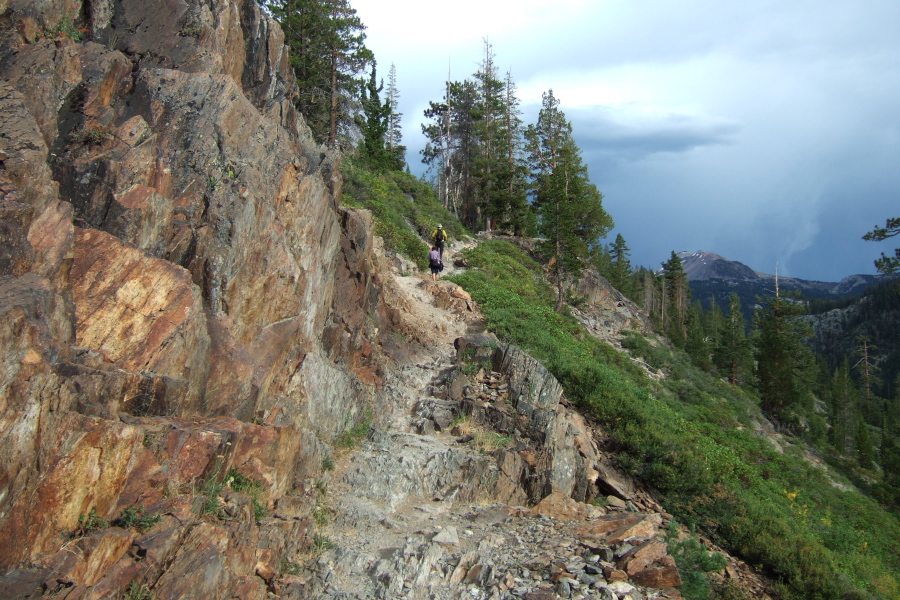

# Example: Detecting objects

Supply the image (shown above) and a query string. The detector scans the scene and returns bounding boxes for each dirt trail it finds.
[295,237,773,600]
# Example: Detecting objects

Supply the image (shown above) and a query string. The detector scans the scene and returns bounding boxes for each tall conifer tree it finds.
[268,0,371,147]
[471,40,505,230]
[422,79,477,219]
[385,63,405,168]
[357,61,391,170]
[661,251,689,346]
[753,289,815,418]
[500,72,531,234]
[608,233,633,294]
[715,292,752,386]
[526,90,613,310]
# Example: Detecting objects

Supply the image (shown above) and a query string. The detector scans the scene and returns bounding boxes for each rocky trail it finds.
[284,249,771,600]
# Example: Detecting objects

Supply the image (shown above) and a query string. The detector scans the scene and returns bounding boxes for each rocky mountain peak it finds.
[675,251,759,281]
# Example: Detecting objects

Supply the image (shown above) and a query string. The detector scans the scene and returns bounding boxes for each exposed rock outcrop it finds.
[0,0,395,594]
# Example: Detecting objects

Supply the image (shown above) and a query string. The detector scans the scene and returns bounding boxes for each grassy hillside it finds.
[450,240,900,600]
[338,162,900,599]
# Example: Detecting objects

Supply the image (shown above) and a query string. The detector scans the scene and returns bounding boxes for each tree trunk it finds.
[329,49,338,147]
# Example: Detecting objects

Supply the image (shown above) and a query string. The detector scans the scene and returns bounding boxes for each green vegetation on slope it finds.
[340,157,467,270]
[450,239,900,600]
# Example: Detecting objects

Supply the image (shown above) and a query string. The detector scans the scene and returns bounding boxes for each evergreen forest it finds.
[262,1,900,598]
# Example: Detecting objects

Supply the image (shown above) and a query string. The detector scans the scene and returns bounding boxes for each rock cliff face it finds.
[0,0,391,591]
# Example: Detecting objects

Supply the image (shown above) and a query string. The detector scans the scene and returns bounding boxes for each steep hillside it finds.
[2,2,900,600]
[454,241,900,600]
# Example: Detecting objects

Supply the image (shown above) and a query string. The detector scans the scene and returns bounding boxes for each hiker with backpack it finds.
[428,245,443,281]
[431,224,448,259]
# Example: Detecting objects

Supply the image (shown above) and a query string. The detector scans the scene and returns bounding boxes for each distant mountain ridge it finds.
[676,250,882,298]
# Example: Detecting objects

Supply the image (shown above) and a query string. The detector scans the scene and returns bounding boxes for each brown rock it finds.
[594,457,636,501]
[450,551,479,584]
[531,491,602,521]
[621,540,668,575]
[630,566,683,589]
[0,413,144,568]
[71,228,210,408]
[255,562,275,582]
[48,529,136,587]
[576,513,663,545]
[451,285,472,301]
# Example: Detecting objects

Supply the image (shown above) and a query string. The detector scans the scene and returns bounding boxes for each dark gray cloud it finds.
[569,107,741,161]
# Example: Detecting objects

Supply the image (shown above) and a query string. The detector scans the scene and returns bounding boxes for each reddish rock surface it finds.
[0,0,390,594]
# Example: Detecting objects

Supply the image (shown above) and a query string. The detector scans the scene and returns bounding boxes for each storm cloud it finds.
[353,0,900,281]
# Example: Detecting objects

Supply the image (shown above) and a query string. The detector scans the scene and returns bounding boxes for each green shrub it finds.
[199,476,223,517]
[335,409,373,449]
[113,506,161,532]
[124,582,152,600]
[670,535,727,600]
[76,509,108,536]
[225,468,267,521]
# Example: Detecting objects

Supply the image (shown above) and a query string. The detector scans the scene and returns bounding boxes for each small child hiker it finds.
[428,246,442,281]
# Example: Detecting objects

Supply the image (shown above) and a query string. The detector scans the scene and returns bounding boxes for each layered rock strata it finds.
[0,0,393,595]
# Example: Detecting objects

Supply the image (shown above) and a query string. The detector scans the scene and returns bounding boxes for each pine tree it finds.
[863,217,900,275]
[607,233,633,295]
[357,61,391,170]
[703,297,724,354]
[269,0,371,147]
[421,87,453,211]
[322,0,371,147]
[856,417,876,469]
[488,71,530,234]
[753,289,815,419]
[715,292,752,386]
[385,63,405,168]
[471,39,506,230]
[661,251,689,347]
[637,267,662,321]
[421,45,529,232]
[828,360,856,453]
[421,79,478,220]
[853,336,882,416]
[525,90,613,311]
[686,301,712,371]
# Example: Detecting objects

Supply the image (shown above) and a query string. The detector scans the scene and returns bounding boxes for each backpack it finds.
[434,229,444,243]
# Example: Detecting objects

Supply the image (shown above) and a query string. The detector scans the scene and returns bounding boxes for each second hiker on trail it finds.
[428,246,442,281]
[431,224,448,259]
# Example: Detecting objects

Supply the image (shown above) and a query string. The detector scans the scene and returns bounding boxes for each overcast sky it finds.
[352,0,900,281]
